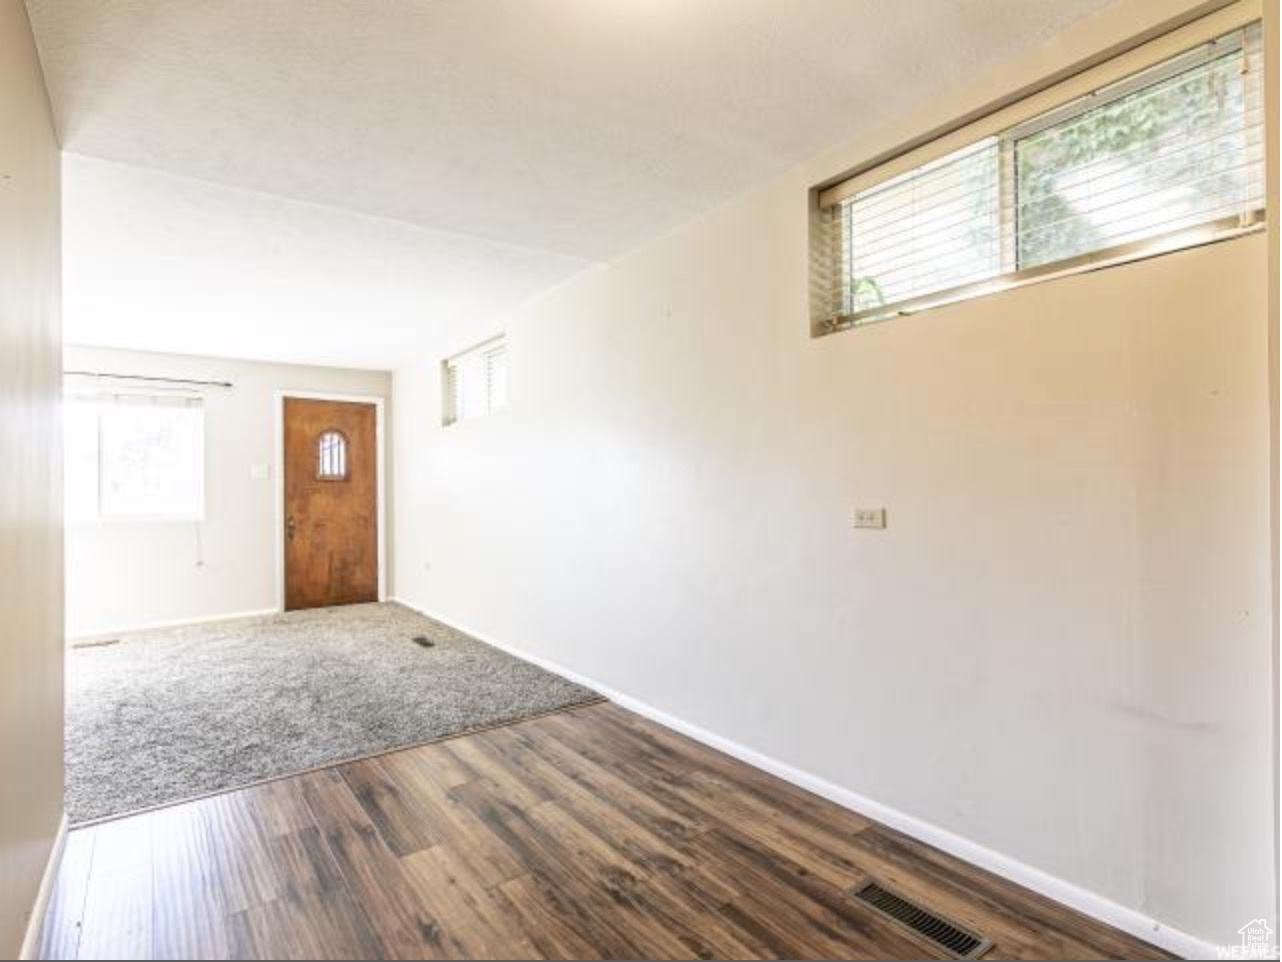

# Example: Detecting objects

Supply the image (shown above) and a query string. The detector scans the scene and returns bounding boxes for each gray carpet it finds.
[65,602,598,823]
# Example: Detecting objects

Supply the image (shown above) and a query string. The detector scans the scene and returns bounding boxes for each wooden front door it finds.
[283,397,378,610]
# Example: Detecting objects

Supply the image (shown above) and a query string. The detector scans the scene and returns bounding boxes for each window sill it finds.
[814,212,1265,338]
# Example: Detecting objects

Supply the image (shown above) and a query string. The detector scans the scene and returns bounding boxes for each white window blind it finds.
[442,335,507,426]
[64,391,206,522]
[819,20,1265,330]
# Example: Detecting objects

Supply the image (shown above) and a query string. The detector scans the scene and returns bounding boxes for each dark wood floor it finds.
[40,702,1170,960]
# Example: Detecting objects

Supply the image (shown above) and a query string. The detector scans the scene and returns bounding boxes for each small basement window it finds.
[813,18,1265,334]
[442,335,507,426]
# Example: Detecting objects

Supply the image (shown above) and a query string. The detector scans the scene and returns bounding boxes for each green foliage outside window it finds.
[1015,52,1246,268]
[835,27,1260,323]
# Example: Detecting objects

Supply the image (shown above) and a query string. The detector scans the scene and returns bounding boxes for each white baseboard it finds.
[18,812,67,961]
[66,606,279,643]
[392,596,1218,961]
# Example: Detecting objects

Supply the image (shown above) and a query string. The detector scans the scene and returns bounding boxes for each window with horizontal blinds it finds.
[442,335,507,426]
[817,20,1265,332]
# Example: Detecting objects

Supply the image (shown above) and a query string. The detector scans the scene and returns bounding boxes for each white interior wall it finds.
[391,0,1276,951]
[64,345,392,638]
[0,3,63,955]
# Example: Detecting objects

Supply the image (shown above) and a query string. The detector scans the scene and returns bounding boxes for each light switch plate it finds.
[249,463,270,480]
[853,507,886,529]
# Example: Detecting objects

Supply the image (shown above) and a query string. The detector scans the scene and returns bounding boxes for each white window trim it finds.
[811,0,1265,336]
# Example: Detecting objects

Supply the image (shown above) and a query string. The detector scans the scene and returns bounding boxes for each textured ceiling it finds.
[61,154,589,368]
[29,0,1115,365]
[28,0,1116,259]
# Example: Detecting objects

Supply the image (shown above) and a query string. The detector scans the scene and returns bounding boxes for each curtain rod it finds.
[64,371,233,388]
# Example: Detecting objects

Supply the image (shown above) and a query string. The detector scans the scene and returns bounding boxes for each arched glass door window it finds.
[317,429,348,480]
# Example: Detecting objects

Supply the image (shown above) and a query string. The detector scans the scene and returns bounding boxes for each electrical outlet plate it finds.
[853,507,886,529]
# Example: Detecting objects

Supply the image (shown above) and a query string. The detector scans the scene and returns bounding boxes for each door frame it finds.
[273,389,387,611]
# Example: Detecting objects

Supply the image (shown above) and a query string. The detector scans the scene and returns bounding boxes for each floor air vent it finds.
[850,879,992,959]
[412,635,435,648]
